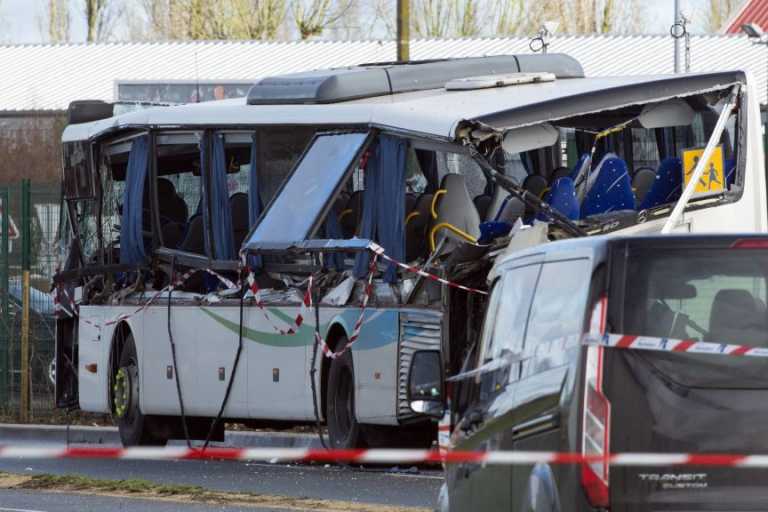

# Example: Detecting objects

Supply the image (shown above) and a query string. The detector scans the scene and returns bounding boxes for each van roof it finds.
[494,233,768,276]
[62,70,745,143]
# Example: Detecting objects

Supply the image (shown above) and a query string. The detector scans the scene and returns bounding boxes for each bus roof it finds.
[62,70,745,143]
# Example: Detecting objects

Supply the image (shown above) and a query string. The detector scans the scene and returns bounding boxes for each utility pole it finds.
[397,0,410,62]
[20,179,30,422]
[673,0,681,73]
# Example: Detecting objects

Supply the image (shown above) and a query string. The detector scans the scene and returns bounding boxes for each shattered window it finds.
[246,132,368,246]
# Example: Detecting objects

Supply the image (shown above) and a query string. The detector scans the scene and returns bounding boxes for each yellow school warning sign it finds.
[682,145,725,194]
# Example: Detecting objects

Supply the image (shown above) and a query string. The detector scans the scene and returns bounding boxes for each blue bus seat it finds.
[638,158,682,210]
[570,153,591,181]
[546,177,580,220]
[580,158,635,218]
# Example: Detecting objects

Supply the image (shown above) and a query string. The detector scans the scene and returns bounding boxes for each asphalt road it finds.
[0,456,441,509]
[0,490,288,512]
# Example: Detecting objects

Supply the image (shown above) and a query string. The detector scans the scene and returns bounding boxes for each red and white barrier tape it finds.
[2,446,768,467]
[588,333,768,359]
[79,268,239,330]
[314,254,379,359]
[53,284,77,318]
[368,242,487,295]
[246,273,310,336]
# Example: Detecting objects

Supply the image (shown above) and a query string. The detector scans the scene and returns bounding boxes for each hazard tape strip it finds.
[80,268,239,330]
[314,254,378,359]
[1,446,768,467]
[588,333,768,359]
[246,272,310,336]
[368,242,487,295]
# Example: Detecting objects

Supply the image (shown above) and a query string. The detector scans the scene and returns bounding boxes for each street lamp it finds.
[529,21,559,54]
[742,23,765,39]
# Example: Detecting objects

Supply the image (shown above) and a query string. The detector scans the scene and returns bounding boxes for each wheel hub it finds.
[113,366,137,419]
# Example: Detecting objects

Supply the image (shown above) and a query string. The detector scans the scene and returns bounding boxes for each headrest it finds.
[711,289,757,315]
[522,174,548,198]
[229,193,249,230]
[440,173,468,190]
[638,158,682,210]
[157,178,176,196]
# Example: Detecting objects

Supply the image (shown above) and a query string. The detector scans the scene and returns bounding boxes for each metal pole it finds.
[397,0,410,62]
[0,187,8,406]
[662,86,738,234]
[20,179,30,422]
[674,0,681,73]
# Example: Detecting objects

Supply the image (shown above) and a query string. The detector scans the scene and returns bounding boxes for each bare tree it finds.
[494,0,640,36]
[411,0,452,37]
[453,0,480,37]
[706,0,741,32]
[370,0,396,38]
[47,0,71,42]
[291,0,352,39]
[140,0,287,40]
[226,0,288,39]
[82,0,122,41]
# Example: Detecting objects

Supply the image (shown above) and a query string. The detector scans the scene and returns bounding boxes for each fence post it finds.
[0,186,8,406]
[20,179,30,422]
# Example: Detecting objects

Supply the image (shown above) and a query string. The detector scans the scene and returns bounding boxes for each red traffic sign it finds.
[0,202,19,240]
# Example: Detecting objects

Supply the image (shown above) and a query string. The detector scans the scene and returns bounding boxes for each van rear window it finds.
[618,249,768,346]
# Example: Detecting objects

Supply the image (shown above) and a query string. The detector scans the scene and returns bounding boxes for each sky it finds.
[0,0,735,45]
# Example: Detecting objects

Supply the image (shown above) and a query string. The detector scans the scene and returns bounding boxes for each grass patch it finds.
[0,471,430,511]
[18,473,207,497]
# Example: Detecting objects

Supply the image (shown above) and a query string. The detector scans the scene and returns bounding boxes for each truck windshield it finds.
[620,248,768,346]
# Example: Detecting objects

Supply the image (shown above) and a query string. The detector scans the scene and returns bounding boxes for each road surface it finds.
[0,489,290,512]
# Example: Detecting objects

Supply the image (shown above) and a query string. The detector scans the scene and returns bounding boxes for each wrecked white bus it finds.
[53,54,766,448]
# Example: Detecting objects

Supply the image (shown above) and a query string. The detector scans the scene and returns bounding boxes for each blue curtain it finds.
[353,143,379,278]
[120,135,149,265]
[200,136,212,257]
[247,133,263,268]
[323,209,345,271]
[354,135,407,283]
[210,133,235,260]
[377,136,407,282]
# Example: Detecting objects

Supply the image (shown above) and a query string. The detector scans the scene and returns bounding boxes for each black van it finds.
[409,234,768,511]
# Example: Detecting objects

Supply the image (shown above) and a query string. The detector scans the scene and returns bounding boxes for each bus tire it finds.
[113,334,167,447]
[327,347,365,449]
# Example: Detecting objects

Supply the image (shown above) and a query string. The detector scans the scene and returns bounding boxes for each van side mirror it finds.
[408,350,444,418]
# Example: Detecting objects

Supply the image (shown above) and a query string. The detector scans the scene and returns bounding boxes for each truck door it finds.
[448,262,540,509]
[509,258,592,510]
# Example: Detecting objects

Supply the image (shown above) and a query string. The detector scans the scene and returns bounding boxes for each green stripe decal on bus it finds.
[199,307,322,347]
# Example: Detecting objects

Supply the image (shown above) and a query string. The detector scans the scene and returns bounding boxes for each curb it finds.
[0,423,324,449]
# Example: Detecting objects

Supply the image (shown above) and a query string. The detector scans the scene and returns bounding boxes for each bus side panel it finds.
[348,310,399,425]
[140,306,217,416]
[77,306,114,413]
[185,305,249,417]
[246,303,318,421]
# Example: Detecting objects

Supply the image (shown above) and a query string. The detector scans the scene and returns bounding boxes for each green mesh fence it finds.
[0,182,61,420]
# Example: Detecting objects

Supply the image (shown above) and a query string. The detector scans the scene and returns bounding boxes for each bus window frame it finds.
[244,128,375,253]
[146,129,213,268]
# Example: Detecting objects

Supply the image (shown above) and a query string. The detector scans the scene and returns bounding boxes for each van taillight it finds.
[589,296,607,335]
[581,344,611,508]
[732,238,768,249]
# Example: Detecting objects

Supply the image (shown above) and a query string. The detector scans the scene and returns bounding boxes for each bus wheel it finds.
[113,335,167,447]
[327,347,365,449]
